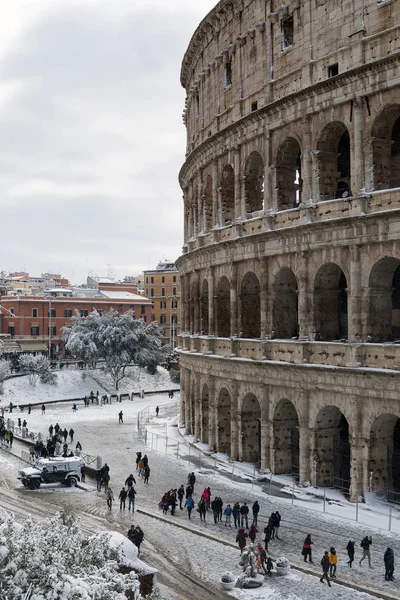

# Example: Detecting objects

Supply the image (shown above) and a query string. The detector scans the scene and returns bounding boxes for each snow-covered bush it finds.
[169,370,180,384]
[0,513,142,599]
[221,572,236,583]
[19,354,57,387]
[0,360,11,395]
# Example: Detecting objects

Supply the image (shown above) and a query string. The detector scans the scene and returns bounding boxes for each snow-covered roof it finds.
[99,291,148,301]
[45,288,73,293]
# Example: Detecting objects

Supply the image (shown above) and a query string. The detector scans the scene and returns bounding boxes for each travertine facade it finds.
[177,0,400,501]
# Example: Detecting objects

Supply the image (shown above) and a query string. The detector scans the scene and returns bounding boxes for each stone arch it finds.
[317,122,351,200]
[368,257,400,341]
[240,272,261,338]
[272,268,298,339]
[241,393,261,464]
[276,137,302,210]
[273,399,300,478]
[371,105,400,190]
[244,151,264,214]
[216,276,231,337]
[201,383,209,443]
[314,263,348,341]
[202,175,213,232]
[217,387,231,454]
[220,164,235,225]
[200,278,209,335]
[314,406,351,492]
[369,413,400,500]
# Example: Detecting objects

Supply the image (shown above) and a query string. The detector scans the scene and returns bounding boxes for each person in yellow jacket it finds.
[328,546,338,578]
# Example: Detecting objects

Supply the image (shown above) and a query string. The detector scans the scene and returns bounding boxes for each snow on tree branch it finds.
[19,355,57,387]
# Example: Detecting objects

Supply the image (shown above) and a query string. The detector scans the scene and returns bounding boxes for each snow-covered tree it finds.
[0,359,11,395]
[63,311,165,390]
[19,354,57,387]
[0,512,143,599]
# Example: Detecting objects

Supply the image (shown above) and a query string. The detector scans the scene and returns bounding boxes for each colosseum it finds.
[177,0,400,502]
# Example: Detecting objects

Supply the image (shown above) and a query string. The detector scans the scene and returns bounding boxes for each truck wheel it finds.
[67,477,78,487]
[34,479,41,489]
[29,480,36,490]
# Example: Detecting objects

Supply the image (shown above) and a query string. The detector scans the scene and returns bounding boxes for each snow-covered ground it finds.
[1,370,399,600]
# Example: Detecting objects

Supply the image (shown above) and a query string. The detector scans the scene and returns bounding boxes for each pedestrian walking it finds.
[62,428,68,442]
[217,496,223,522]
[127,486,136,512]
[252,500,260,525]
[320,551,332,587]
[28,404,32,414]
[249,523,258,543]
[177,484,185,509]
[125,473,137,488]
[41,404,46,415]
[143,465,151,484]
[263,521,273,552]
[69,428,74,442]
[359,536,372,568]
[328,547,337,577]
[185,483,193,499]
[384,547,395,581]
[224,504,232,527]
[103,472,110,492]
[22,419,27,429]
[232,502,240,528]
[106,488,114,510]
[198,497,207,521]
[138,458,145,477]
[302,534,313,563]
[256,545,268,575]
[81,464,85,482]
[266,557,273,577]
[156,405,159,416]
[240,502,249,529]
[185,496,194,520]
[135,452,142,470]
[273,511,281,539]
[236,528,248,553]
[201,487,210,508]
[54,423,60,434]
[18,418,21,428]
[9,431,13,449]
[188,471,196,488]
[119,487,128,510]
[346,539,355,567]
[211,497,219,524]
[118,410,123,424]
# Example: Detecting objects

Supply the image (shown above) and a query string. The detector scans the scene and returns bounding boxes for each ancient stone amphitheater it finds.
[177,0,400,501]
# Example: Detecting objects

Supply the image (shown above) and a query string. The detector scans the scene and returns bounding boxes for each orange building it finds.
[144,261,180,347]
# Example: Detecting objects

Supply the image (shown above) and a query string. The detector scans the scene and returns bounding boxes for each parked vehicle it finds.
[18,457,83,490]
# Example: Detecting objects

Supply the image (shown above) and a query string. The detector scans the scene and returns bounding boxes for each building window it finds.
[173,287,177,296]
[161,287,165,296]
[151,315,155,322]
[160,301,166,309]
[118,304,123,314]
[30,326,39,336]
[282,16,294,50]
[48,308,56,318]
[173,275,176,283]
[146,277,148,284]
[9,307,14,315]
[47,326,56,336]
[172,300,178,309]
[328,63,339,78]
[142,315,146,323]
[195,92,200,118]
[160,315,166,324]
[151,288,154,297]
[130,305,134,311]
[161,276,165,283]
[251,101,258,112]
[151,276,154,284]
[225,61,232,88]
[32,308,38,318]
[172,314,178,324]
[8,326,15,337]
[80,309,88,317]
[64,309,72,318]
[141,305,145,314]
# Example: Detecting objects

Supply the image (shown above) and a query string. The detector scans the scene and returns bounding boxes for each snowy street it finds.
[1,377,399,600]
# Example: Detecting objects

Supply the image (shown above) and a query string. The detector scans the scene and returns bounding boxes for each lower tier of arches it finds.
[179,352,400,502]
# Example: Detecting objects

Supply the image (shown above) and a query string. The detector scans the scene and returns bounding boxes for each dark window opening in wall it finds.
[142,315,147,323]
[146,277,148,284]
[161,287,165,296]
[10,307,14,315]
[80,309,88,317]
[173,275,176,283]
[251,101,258,112]
[151,315,155,322]
[64,309,72,318]
[118,304,123,314]
[150,277,154,284]
[282,16,294,50]
[48,308,56,318]
[48,326,56,336]
[195,93,200,118]
[328,63,339,78]
[160,301,166,309]
[30,326,39,336]
[208,130,212,137]
[172,314,178,324]
[161,276,165,283]
[32,308,38,318]
[225,61,232,88]
[8,326,15,337]
[141,305,145,314]
[172,300,178,309]
[151,288,154,297]
[173,287,177,296]
[160,315,166,324]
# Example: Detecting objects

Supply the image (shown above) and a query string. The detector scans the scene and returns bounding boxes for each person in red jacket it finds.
[236,528,248,553]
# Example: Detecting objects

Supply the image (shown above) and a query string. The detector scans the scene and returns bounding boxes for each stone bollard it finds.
[96,455,103,470]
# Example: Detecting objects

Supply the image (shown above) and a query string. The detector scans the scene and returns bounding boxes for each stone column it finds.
[265,261,274,337]
[180,275,186,334]
[208,267,215,335]
[186,274,192,333]
[237,413,244,461]
[309,428,318,486]
[297,251,310,339]
[299,426,311,486]
[183,189,188,242]
[264,126,272,212]
[350,406,368,500]
[264,420,274,471]
[208,376,217,452]
[194,372,201,438]
[193,272,200,334]
[217,187,223,226]
[198,172,203,233]
[234,146,241,220]
[311,151,321,203]
[230,263,238,337]
[185,371,192,434]
[260,257,268,337]
[230,380,239,460]
[349,245,362,342]
[180,367,187,427]
[352,98,365,194]
[212,159,219,227]
[302,116,313,204]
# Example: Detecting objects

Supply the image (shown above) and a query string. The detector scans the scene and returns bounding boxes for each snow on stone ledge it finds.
[106,531,157,576]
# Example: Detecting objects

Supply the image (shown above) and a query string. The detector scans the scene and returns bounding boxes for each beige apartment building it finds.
[144,261,180,347]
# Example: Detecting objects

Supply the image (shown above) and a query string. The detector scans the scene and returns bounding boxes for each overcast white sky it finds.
[0,0,216,284]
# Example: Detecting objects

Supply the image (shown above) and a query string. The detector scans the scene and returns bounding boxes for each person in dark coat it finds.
[188,472,196,488]
[240,502,249,528]
[217,496,223,521]
[264,522,273,551]
[119,487,128,510]
[346,539,355,567]
[62,428,68,442]
[384,547,395,581]
[320,551,332,587]
[232,502,241,528]
[236,528,248,553]
[69,428,74,442]
[28,404,32,414]
[302,534,313,563]
[252,500,260,525]
[359,535,372,567]
[54,423,60,434]
[125,474,136,488]
[41,404,46,415]
[118,411,123,424]
[22,419,27,428]
[211,497,219,524]
[272,511,281,539]
[186,484,193,499]
[177,484,185,509]
[248,523,258,543]
[198,497,207,521]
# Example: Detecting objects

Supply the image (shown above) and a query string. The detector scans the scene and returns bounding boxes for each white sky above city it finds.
[0,0,217,284]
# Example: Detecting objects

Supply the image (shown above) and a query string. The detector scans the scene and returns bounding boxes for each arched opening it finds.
[314,264,348,341]
[368,257,400,342]
[276,137,302,210]
[370,414,400,501]
[241,393,261,464]
[220,165,235,225]
[272,268,298,339]
[201,384,209,444]
[217,387,231,454]
[372,106,400,190]
[317,123,351,200]
[202,175,213,233]
[273,399,300,479]
[216,276,231,338]
[240,272,261,338]
[200,279,209,335]
[315,406,351,493]
[244,152,264,215]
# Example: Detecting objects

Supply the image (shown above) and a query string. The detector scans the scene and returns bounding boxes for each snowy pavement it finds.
[2,391,399,600]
